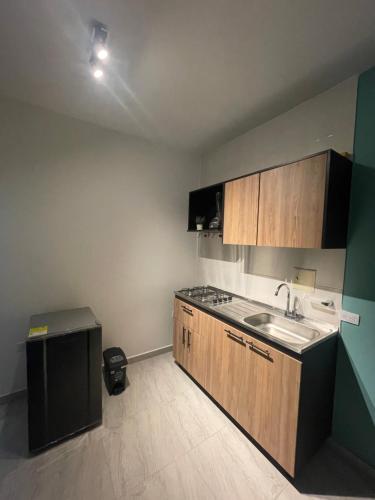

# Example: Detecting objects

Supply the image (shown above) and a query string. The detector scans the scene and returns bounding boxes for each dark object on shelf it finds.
[26,307,102,454]
[103,347,128,395]
[209,191,222,229]
[188,182,223,232]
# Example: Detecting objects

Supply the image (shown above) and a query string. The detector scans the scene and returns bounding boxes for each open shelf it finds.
[188,183,224,232]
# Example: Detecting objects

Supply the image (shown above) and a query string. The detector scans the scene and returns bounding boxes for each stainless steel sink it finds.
[244,313,320,347]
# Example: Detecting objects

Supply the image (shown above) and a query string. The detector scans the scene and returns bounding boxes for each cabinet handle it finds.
[224,329,245,344]
[187,330,191,348]
[182,305,193,316]
[247,341,271,360]
[182,327,186,345]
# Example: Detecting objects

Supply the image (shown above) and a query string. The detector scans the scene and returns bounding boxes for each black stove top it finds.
[178,286,233,305]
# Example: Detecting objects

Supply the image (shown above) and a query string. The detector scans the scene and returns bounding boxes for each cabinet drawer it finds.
[174,298,200,331]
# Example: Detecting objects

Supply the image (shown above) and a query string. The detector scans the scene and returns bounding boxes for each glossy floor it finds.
[0,352,374,499]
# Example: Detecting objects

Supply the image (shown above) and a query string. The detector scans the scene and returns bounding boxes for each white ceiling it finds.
[1,1,375,152]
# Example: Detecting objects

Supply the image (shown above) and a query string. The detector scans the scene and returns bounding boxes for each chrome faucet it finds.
[274,283,301,319]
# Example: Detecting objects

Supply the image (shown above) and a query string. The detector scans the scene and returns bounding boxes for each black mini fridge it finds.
[26,307,102,453]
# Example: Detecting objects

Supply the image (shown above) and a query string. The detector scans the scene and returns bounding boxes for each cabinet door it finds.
[223,174,260,245]
[185,329,206,387]
[257,154,327,248]
[220,325,248,420]
[240,336,301,477]
[173,318,187,368]
[201,313,226,403]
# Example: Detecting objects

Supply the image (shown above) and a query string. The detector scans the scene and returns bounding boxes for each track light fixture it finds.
[89,21,109,80]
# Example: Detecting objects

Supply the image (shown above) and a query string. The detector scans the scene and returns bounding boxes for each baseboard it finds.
[127,344,172,364]
[0,388,27,405]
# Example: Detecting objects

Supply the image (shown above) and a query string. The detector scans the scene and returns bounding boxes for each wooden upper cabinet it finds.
[214,150,352,248]
[257,151,353,248]
[257,154,327,248]
[223,174,259,245]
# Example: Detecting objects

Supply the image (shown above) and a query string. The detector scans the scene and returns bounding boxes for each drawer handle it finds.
[224,329,244,344]
[182,305,193,316]
[247,341,272,360]
[182,326,186,345]
[187,330,191,348]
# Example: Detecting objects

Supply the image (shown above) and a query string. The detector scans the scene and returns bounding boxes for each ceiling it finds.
[1,1,375,152]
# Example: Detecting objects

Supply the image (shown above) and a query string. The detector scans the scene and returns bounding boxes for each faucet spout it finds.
[274,283,291,318]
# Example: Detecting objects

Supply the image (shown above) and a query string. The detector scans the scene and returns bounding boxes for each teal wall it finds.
[333,67,375,467]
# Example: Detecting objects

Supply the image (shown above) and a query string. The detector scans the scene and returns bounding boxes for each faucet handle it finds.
[291,296,303,320]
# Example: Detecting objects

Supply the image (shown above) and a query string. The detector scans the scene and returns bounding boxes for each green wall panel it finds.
[332,67,375,466]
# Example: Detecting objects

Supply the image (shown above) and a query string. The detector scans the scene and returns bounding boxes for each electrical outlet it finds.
[341,310,360,326]
[292,267,316,291]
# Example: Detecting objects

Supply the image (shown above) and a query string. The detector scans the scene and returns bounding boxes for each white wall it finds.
[198,76,358,324]
[0,97,200,396]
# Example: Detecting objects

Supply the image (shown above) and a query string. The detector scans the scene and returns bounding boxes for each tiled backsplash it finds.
[197,235,345,328]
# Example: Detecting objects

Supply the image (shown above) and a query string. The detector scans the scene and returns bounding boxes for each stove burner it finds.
[178,286,233,306]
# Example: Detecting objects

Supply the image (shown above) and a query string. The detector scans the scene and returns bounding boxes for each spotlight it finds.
[96,45,108,60]
[90,56,104,79]
[93,66,103,79]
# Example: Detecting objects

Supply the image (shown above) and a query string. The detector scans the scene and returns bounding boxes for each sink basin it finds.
[244,313,320,347]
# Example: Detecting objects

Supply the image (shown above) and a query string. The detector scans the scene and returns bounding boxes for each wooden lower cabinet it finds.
[207,319,301,476]
[173,316,206,387]
[238,337,301,476]
[200,313,226,404]
[173,318,187,367]
[220,324,248,420]
[173,298,335,477]
[174,298,200,331]
[185,329,205,386]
